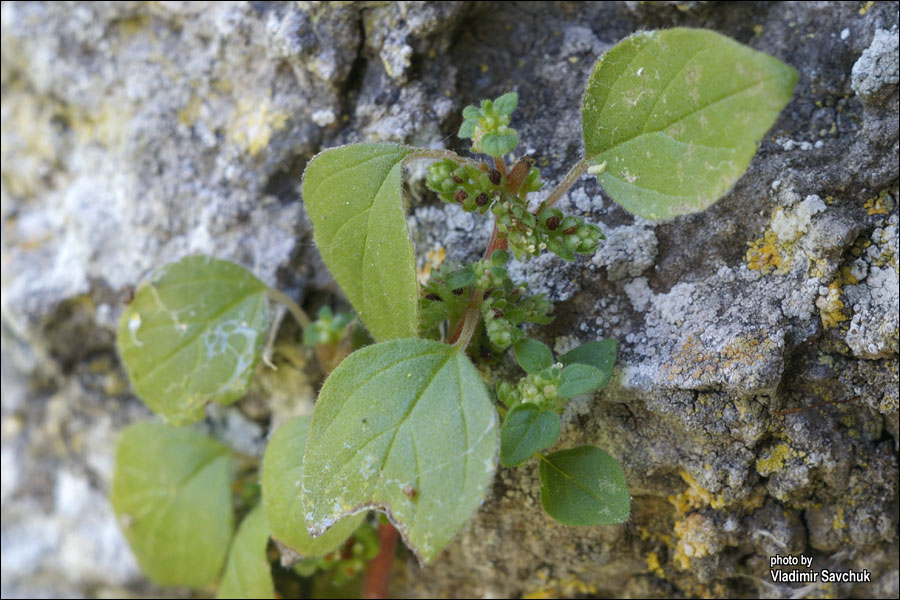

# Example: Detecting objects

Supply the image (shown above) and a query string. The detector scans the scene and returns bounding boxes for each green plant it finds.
[111,28,796,594]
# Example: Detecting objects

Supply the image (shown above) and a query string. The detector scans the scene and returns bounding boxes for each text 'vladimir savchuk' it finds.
[769,555,871,583]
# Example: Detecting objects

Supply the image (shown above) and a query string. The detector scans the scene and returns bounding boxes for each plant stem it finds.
[362,522,400,599]
[266,287,311,329]
[543,158,589,208]
[447,223,508,350]
[494,156,508,180]
[410,148,484,169]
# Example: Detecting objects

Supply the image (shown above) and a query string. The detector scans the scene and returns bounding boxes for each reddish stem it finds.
[494,156,508,180]
[447,224,508,346]
[362,523,400,599]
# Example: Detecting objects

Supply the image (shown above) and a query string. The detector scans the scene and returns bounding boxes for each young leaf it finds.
[500,404,561,467]
[480,131,518,157]
[558,338,616,392]
[582,28,797,220]
[513,339,554,373]
[261,416,365,556]
[117,256,269,425]
[494,92,518,115]
[110,422,234,588]
[539,445,630,526]
[559,339,616,371]
[557,363,604,398]
[216,505,275,600]
[303,338,499,564]
[302,143,419,342]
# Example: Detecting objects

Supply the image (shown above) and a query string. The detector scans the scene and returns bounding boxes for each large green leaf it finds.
[261,416,365,556]
[216,505,275,600]
[117,255,268,425]
[110,422,234,588]
[500,404,560,467]
[303,339,499,564]
[302,143,419,342]
[539,445,630,526]
[582,28,797,220]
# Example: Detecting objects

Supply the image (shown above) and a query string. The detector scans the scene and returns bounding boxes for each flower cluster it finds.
[497,363,565,413]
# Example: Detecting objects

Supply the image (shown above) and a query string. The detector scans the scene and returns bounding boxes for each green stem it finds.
[544,158,589,208]
[266,287,311,329]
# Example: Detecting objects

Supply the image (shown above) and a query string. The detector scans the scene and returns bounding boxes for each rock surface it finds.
[2,1,898,598]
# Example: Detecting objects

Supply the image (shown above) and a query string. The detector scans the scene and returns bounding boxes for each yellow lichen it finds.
[833,506,846,530]
[228,99,288,156]
[816,281,847,329]
[645,551,665,577]
[756,442,792,476]
[416,246,446,285]
[859,1,875,16]
[178,95,203,127]
[863,189,893,216]
[672,513,714,570]
[746,230,783,274]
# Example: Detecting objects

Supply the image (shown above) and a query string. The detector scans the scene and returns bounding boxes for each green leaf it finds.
[582,28,797,220]
[302,143,419,342]
[557,363,604,398]
[480,131,519,157]
[458,120,475,139]
[494,92,518,115]
[117,255,269,425]
[444,265,476,290]
[110,422,234,588]
[513,339,554,373]
[303,338,499,564]
[558,339,616,389]
[216,505,275,600]
[261,416,365,557]
[539,446,630,526]
[462,106,481,120]
[500,404,560,467]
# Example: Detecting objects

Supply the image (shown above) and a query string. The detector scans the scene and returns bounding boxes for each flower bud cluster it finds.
[496,363,565,413]
[302,306,353,348]
[426,159,502,214]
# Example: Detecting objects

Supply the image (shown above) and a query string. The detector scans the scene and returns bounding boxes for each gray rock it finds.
[2,1,898,598]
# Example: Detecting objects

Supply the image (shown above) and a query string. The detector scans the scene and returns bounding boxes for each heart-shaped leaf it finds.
[500,404,561,467]
[117,255,268,425]
[539,445,630,526]
[261,416,365,556]
[110,422,234,588]
[302,143,419,342]
[303,339,499,564]
[216,505,275,599]
[583,28,797,220]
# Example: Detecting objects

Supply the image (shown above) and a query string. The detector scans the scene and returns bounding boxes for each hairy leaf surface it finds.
[303,339,499,564]
[539,445,630,526]
[117,255,268,425]
[583,28,797,220]
[302,143,419,341]
[110,422,233,588]
[216,505,275,600]
[262,416,365,556]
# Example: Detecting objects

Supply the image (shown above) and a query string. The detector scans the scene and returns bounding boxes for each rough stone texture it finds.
[1,2,898,599]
